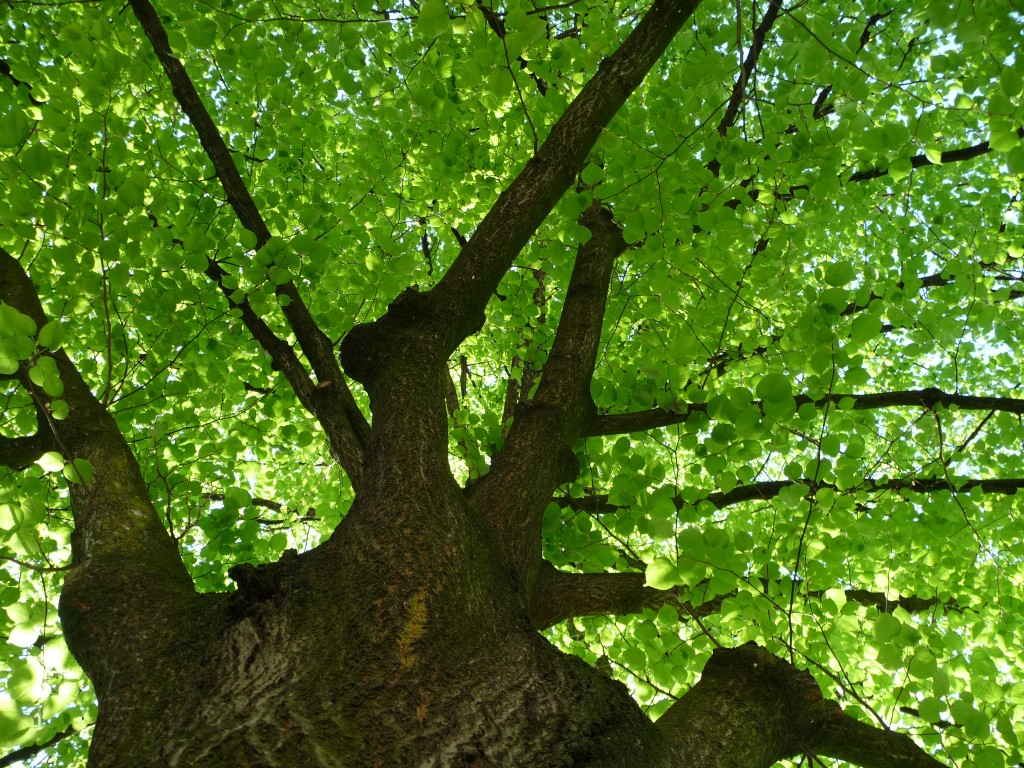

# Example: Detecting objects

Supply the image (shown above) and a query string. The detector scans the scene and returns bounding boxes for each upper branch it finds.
[465,206,627,601]
[129,0,270,243]
[129,0,368,483]
[584,387,1024,437]
[716,0,782,137]
[424,0,702,355]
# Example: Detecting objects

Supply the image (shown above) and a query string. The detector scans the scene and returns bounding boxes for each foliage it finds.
[1,0,1023,765]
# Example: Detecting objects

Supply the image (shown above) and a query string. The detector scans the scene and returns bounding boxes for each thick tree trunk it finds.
[66,499,670,767]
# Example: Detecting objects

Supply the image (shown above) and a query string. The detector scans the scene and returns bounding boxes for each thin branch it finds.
[475,0,548,98]
[584,388,1024,437]
[724,129,1024,210]
[0,725,77,768]
[1,554,73,573]
[718,0,782,136]
[560,476,1024,516]
[129,0,369,485]
[847,127,1024,183]
[128,0,270,242]
[204,262,367,490]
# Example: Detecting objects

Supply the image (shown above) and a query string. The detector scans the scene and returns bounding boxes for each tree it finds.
[0,0,1022,764]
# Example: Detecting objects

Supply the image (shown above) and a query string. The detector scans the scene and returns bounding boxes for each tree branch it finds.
[205,262,367,490]
[847,127,1024,184]
[531,565,951,629]
[584,387,1024,437]
[129,0,369,486]
[0,246,194,699]
[422,0,702,355]
[811,708,947,768]
[657,644,947,768]
[0,248,190,576]
[466,206,627,603]
[0,404,53,469]
[560,475,1024,516]
[716,0,782,137]
[128,0,269,242]
[532,564,717,629]
[474,0,548,96]
[0,725,77,768]
[684,258,1022,385]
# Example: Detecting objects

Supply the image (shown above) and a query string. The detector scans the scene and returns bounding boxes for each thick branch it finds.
[532,565,719,629]
[466,206,626,603]
[0,248,189,576]
[584,387,1024,437]
[129,0,368,484]
[0,407,52,469]
[811,709,947,768]
[424,0,701,355]
[531,566,949,629]
[658,644,946,768]
[0,247,194,698]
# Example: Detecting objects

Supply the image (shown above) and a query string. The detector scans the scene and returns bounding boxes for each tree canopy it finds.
[1,0,1023,766]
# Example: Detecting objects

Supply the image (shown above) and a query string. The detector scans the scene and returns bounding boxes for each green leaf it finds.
[917,697,944,723]
[416,0,449,39]
[756,372,792,402]
[35,451,64,473]
[0,304,37,337]
[36,320,65,349]
[873,613,902,643]
[889,157,913,181]
[240,229,258,250]
[824,261,856,287]
[645,558,680,590]
[63,458,94,485]
[0,106,31,148]
[0,350,18,374]
[581,162,604,185]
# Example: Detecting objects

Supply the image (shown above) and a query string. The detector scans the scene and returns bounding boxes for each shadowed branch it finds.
[584,387,1024,437]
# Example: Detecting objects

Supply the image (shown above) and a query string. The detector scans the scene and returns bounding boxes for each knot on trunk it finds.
[339,285,445,385]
